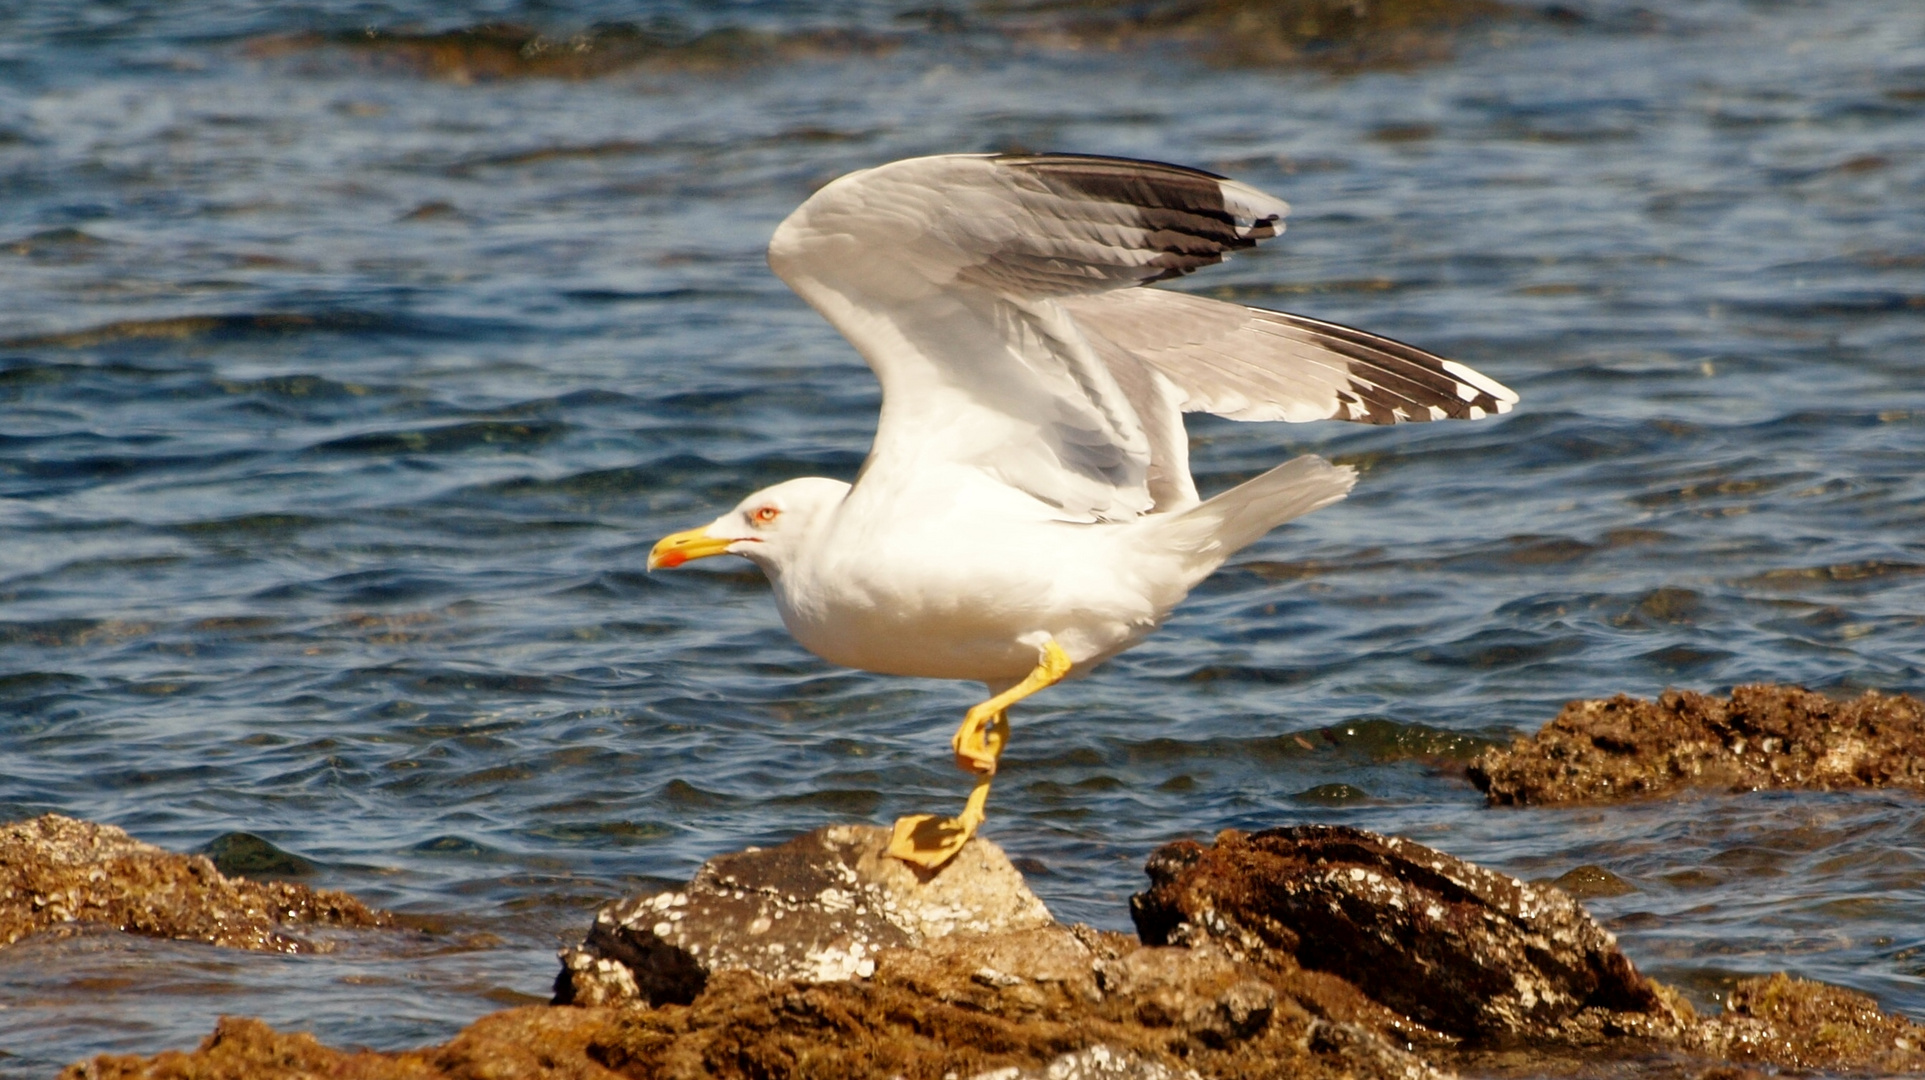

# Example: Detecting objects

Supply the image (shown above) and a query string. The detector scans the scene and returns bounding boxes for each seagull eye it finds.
[751,506,780,527]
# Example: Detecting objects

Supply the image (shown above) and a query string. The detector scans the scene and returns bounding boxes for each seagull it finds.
[649,153,1515,868]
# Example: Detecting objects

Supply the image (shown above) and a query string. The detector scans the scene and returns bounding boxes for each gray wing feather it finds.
[1062,288,1517,425]
[768,153,1288,521]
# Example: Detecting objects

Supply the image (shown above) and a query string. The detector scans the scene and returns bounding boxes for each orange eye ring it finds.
[751,506,780,527]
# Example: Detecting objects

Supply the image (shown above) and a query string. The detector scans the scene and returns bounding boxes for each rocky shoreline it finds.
[1470,685,1925,806]
[27,684,1925,1079]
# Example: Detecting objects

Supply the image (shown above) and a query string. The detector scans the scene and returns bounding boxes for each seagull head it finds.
[647,476,850,575]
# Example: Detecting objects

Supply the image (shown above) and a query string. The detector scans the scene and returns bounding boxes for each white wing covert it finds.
[767,153,1286,521]
[766,152,1514,521]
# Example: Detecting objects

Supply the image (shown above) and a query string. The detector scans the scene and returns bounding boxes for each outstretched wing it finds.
[768,152,1285,522]
[767,152,1516,520]
[1062,288,1517,424]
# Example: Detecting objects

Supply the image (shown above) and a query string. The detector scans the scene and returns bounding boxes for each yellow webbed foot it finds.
[886,776,993,869]
[886,812,974,868]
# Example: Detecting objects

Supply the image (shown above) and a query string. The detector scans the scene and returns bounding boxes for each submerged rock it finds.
[1032,0,1516,71]
[1545,864,1636,900]
[1470,684,1925,805]
[250,22,896,81]
[247,1,1522,84]
[0,813,388,953]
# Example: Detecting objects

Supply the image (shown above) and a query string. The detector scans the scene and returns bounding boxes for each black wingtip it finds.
[992,151,1234,182]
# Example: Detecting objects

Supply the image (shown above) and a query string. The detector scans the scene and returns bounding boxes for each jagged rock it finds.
[966,1044,1201,1080]
[1470,685,1925,805]
[555,823,1053,1006]
[57,818,1925,1080]
[0,813,388,953]
[1130,825,1662,1040]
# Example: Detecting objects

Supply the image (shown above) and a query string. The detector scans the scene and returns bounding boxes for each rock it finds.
[57,818,1925,1080]
[554,823,1053,1006]
[1546,865,1636,900]
[1129,825,1662,1040]
[1046,0,1516,72]
[200,831,316,879]
[1469,685,1925,805]
[248,22,896,82]
[63,1008,634,1080]
[965,1044,1200,1080]
[1694,972,1925,1072]
[0,814,388,953]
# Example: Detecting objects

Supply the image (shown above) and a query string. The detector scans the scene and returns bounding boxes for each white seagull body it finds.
[650,153,1516,865]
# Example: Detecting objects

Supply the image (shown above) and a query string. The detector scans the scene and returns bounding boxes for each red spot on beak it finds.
[655,550,688,569]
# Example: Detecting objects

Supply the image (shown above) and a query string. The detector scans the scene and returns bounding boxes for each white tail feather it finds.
[1146,455,1356,577]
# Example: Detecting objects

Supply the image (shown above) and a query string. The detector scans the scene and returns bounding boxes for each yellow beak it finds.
[648,525,736,571]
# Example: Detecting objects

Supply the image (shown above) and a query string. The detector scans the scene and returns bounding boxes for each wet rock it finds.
[1035,0,1516,72]
[583,943,1438,1080]
[247,2,1530,83]
[554,823,1053,1006]
[1470,685,1925,805]
[250,22,895,82]
[1546,865,1636,900]
[1695,972,1925,1072]
[964,1044,1200,1080]
[65,1015,431,1079]
[1129,825,1662,1040]
[200,830,316,879]
[552,825,1440,1079]
[0,814,388,953]
[58,820,1925,1080]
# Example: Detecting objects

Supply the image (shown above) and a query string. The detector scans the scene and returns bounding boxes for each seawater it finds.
[1,1,1922,1073]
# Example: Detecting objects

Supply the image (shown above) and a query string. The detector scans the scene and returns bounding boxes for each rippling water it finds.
[2,1,1923,1073]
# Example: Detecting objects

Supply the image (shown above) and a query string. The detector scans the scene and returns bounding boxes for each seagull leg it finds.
[952,707,1006,775]
[888,639,1071,868]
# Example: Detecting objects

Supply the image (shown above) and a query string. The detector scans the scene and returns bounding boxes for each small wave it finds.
[309,420,565,456]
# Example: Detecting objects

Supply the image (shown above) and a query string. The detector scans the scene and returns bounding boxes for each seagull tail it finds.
[1152,455,1357,577]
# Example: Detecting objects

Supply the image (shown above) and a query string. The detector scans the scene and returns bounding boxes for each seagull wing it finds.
[767,153,1286,522]
[1061,288,1518,425]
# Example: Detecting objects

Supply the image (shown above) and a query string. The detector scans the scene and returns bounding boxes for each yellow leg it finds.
[952,707,1006,775]
[888,640,1070,869]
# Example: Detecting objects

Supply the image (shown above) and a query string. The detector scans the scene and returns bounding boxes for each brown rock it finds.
[1545,865,1636,900]
[62,1008,632,1080]
[1129,825,1661,1040]
[61,1015,436,1080]
[1693,972,1925,1072]
[0,814,388,953]
[555,823,1053,1006]
[247,22,894,82]
[1043,0,1515,72]
[585,941,1442,1080]
[1469,685,1925,805]
[58,819,1925,1080]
